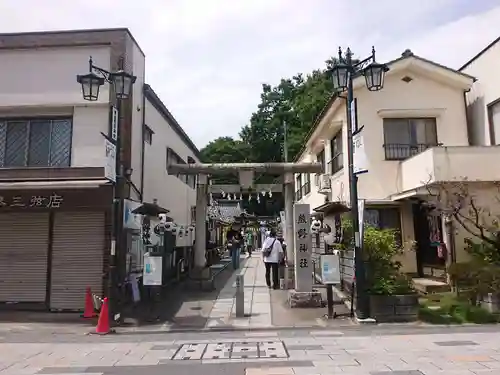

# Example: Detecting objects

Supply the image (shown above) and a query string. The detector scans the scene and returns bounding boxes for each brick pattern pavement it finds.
[2,329,500,374]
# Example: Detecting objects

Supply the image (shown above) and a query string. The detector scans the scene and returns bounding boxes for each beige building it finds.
[0,29,199,311]
[295,48,500,288]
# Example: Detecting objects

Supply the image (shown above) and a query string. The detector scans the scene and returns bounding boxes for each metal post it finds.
[345,53,369,319]
[194,174,208,269]
[108,98,122,324]
[235,273,245,317]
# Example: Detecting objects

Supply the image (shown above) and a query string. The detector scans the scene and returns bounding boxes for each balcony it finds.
[399,146,500,193]
[384,143,436,160]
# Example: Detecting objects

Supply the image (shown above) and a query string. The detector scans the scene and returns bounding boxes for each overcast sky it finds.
[1,0,500,149]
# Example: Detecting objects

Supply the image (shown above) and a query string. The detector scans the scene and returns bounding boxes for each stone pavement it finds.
[205,253,351,330]
[2,325,500,374]
[206,254,273,329]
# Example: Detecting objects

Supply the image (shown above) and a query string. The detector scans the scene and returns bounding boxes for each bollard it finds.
[235,273,245,317]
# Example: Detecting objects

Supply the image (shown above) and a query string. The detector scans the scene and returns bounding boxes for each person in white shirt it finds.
[261,228,284,289]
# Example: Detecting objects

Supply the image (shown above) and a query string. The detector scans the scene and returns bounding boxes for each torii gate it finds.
[167,162,323,281]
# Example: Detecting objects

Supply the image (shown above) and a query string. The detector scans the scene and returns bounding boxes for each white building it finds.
[294,49,500,290]
[0,28,198,311]
[460,36,500,146]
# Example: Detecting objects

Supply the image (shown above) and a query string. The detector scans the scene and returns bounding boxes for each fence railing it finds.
[383,143,436,160]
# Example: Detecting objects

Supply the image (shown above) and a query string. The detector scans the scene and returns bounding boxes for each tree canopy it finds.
[200,57,342,169]
[200,57,343,214]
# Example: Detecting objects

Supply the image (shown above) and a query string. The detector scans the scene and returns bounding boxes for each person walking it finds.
[261,229,284,290]
[227,226,242,269]
[245,229,254,258]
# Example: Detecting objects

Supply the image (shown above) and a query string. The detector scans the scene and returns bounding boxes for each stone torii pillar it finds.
[167,162,323,276]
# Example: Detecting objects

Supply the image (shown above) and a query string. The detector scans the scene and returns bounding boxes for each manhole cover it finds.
[171,341,288,360]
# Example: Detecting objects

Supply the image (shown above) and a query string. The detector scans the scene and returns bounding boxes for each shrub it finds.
[341,218,414,296]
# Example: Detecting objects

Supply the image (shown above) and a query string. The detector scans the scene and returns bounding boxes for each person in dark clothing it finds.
[227,226,242,269]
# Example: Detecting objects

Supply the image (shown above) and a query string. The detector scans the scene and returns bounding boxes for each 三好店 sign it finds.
[0,193,64,209]
[293,204,312,292]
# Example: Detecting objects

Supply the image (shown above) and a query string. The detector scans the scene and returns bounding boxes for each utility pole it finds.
[331,46,389,319]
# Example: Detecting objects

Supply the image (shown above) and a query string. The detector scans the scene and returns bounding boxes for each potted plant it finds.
[341,219,418,322]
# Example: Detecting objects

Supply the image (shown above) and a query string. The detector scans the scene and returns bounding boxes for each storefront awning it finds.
[0,179,111,190]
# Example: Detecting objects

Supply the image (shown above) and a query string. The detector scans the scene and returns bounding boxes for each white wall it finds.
[0,46,112,170]
[129,43,146,196]
[355,71,469,200]
[143,97,199,246]
[295,57,471,208]
[0,46,111,107]
[461,41,500,146]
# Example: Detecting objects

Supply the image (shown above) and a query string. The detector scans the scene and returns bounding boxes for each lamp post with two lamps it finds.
[76,57,137,323]
[330,47,388,320]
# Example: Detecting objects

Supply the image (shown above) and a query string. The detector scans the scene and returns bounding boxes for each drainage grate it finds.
[171,341,288,360]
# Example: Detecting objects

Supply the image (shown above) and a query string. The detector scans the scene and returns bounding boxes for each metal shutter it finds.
[0,213,49,303]
[50,212,104,311]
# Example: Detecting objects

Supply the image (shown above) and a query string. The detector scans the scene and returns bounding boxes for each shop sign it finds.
[0,193,64,209]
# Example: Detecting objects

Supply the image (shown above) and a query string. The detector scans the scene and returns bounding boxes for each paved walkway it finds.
[206,254,272,329]
[2,325,500,374]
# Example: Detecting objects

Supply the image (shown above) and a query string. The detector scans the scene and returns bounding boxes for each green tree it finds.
[199,55,351,212]
[200,136,249,183]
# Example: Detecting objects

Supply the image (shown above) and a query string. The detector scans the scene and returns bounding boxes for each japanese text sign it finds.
[0,193,64,209]
[293,204,312,292]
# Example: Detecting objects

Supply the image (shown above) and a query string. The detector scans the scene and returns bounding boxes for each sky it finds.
[0,1,500,149]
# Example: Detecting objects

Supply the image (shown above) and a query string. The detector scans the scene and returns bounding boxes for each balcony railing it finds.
[384,143,437,160]
[328,153,343,174]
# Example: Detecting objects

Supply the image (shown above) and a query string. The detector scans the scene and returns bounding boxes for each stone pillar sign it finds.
[289,204,322,308]
[293,204,312,292]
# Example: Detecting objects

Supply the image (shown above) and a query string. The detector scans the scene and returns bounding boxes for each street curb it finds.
[113,324,352,335]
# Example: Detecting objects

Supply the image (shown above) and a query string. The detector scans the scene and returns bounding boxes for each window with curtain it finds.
[295,174,302,201]
[365,207,402,244]
[166,147,190,184]
[329,130,343,174]
[317,149,325,170]
[186,156,196,189]
[302,173,311,195]
[383,118,438,160]
[488,101,500,145]
[0,118,72,168]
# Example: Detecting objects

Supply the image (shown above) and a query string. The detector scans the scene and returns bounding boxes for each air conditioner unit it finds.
[318,174,331,194]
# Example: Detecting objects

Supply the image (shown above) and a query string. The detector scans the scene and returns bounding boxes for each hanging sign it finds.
[110,106,119,141]
[353,128,368,175]
[143,253,162,286]
[105,139,116,182]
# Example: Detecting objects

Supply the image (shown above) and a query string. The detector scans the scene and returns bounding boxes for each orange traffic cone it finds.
[82,287,97,319]
[94,297,111,335]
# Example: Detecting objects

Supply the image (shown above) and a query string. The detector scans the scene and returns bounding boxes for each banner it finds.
[104,139,116,182]
[353,131,368,174]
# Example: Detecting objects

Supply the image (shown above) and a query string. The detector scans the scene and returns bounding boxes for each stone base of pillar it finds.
[283,266,295,289]
[189,266,210,279]
[288,289,323,308]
